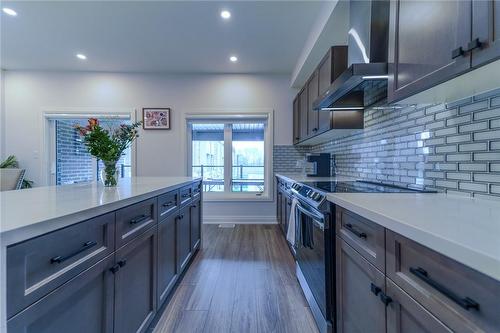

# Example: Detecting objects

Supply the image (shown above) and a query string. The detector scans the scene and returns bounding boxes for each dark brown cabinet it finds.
[190,199,201,251]
[472,0,500,67]
[157,213,178,305]
[114,227,157,333]
[7,255,115,333]
[299,87,308,140]
[177,205,192,272]
[388,0,500,103]
[307,70,319,137]
[293,96,300,144]
[317,46,348,134]
[336,238,386,333]
[386,279,452,333]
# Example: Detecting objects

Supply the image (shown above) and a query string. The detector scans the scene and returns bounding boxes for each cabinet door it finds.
[115,227,157,333]
[336,238,386,333]
[281,191,288,232]
[472,0,500,67]
[176,205,192,272]
[8,255,114,333]
[299,87,308,140]
[285,195,292,234]
[386,279,452,333]
[277,187,283,231]
[190,199,201,251]
[293,96,300,144]
[307,71,319,136]
[158,214,178,306]
[388,0,472,102]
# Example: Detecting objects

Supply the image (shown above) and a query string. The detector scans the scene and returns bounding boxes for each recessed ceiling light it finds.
[229,55,238,62]
[76,53,87,60]
[220,10,231,19]
[2,8,17,16]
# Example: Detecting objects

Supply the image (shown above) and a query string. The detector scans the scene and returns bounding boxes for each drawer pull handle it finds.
[344,223,367,239]
[451,46,465,59]
[118,260,127,268]
[50,241,97,264]
[379,292,392,306]
[130,214,150,225]
[410,267,480,311]
[177,214,184,220]
[110,264,120,274]
[465,38,483,52]
[162,201,174,208]
[370,283,381,296]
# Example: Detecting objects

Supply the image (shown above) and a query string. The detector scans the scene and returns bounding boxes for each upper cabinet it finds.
[293,46,349,145]
[388,0,500,103]
[307,70,319,137]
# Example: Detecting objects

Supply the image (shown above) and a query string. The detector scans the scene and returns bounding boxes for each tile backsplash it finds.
[274,89,500,198]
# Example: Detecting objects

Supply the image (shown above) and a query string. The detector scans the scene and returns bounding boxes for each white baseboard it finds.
[203,215,278,225]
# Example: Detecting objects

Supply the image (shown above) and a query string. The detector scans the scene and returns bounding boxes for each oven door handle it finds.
[296,203,325,223]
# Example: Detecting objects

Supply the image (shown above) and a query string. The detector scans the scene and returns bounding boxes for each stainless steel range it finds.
[290,180,436,333]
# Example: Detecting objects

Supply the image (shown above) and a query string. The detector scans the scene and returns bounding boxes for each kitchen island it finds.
[0,177,202,333]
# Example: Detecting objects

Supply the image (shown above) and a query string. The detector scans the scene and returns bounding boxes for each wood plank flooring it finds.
[153,224,319,333]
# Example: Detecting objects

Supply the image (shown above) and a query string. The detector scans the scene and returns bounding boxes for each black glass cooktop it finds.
[302,180,436,194]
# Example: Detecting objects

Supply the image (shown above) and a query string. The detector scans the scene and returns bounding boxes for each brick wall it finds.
[274,88,500,199]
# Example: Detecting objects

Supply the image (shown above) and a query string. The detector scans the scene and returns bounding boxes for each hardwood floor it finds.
[153,224,319,333]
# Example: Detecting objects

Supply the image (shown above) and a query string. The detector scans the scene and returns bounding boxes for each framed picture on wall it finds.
[142,108,171,130]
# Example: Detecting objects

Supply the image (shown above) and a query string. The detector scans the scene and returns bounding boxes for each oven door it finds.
[295,202,328,328]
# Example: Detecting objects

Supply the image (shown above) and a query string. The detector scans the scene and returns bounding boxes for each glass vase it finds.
[101,160,119,187]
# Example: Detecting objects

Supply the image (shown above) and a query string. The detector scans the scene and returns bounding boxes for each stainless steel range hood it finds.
[314,0,390,111]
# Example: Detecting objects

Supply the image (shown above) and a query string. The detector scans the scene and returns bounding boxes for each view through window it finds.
[55,118,132,185]
[191,121,265,194]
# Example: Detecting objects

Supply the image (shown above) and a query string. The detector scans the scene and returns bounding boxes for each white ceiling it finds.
[0,1,326,74]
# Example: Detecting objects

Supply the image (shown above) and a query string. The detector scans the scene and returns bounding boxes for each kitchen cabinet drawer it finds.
[336,207,385,272]
[158,190,179,219]
[114,226,157,333]
[179,184,193,207]
[386,279,452,333]
[7,254,115,333]
[336,238,386,333]
[116,197,156,248]
[7,212,115,318]
[386,231,500,333]
[192,180,202,200]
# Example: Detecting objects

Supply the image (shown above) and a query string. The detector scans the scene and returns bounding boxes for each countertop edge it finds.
[327,193,500,282]
[1,178,200,247]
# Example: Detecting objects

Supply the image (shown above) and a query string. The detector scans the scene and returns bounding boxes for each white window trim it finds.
[183,109,274,202]
[42,107,138,186]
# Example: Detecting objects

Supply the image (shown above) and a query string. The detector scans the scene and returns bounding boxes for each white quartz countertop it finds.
[276,173,500,282]
[0,177,200,246]
[331,193,500,282]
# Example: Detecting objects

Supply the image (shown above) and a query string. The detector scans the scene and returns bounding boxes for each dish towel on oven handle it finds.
[286,198,299,245]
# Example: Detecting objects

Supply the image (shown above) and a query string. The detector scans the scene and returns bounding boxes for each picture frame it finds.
[142,108,171,130]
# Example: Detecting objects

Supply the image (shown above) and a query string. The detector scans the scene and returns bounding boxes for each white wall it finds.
[3,71,295,222]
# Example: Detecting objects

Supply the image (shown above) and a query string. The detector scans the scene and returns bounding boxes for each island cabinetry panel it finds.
[116,197,157,248]
[157,212,178,306]
[177,205,192,273]
[7,254,115,333]
[6,212,115,318]
[179,184,193,207]
[190,198,202,251]
[114,226,157,333]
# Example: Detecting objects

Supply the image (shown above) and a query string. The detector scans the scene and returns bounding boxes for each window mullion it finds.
[224,124,232,193]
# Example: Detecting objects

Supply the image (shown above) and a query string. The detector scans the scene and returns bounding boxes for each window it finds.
[48,115,133,185]
[188,114,271,200]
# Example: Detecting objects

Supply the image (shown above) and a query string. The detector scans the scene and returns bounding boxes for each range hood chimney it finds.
[314,0,390,111]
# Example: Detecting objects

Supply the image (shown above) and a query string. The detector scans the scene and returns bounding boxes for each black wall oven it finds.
[294,196,335,333]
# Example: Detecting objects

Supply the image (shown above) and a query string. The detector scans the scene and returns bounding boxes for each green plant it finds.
[0,155,34,188]
[75,118,142,186]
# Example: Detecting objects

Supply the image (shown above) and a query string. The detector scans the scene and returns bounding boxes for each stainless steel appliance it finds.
[290,180,436,333]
